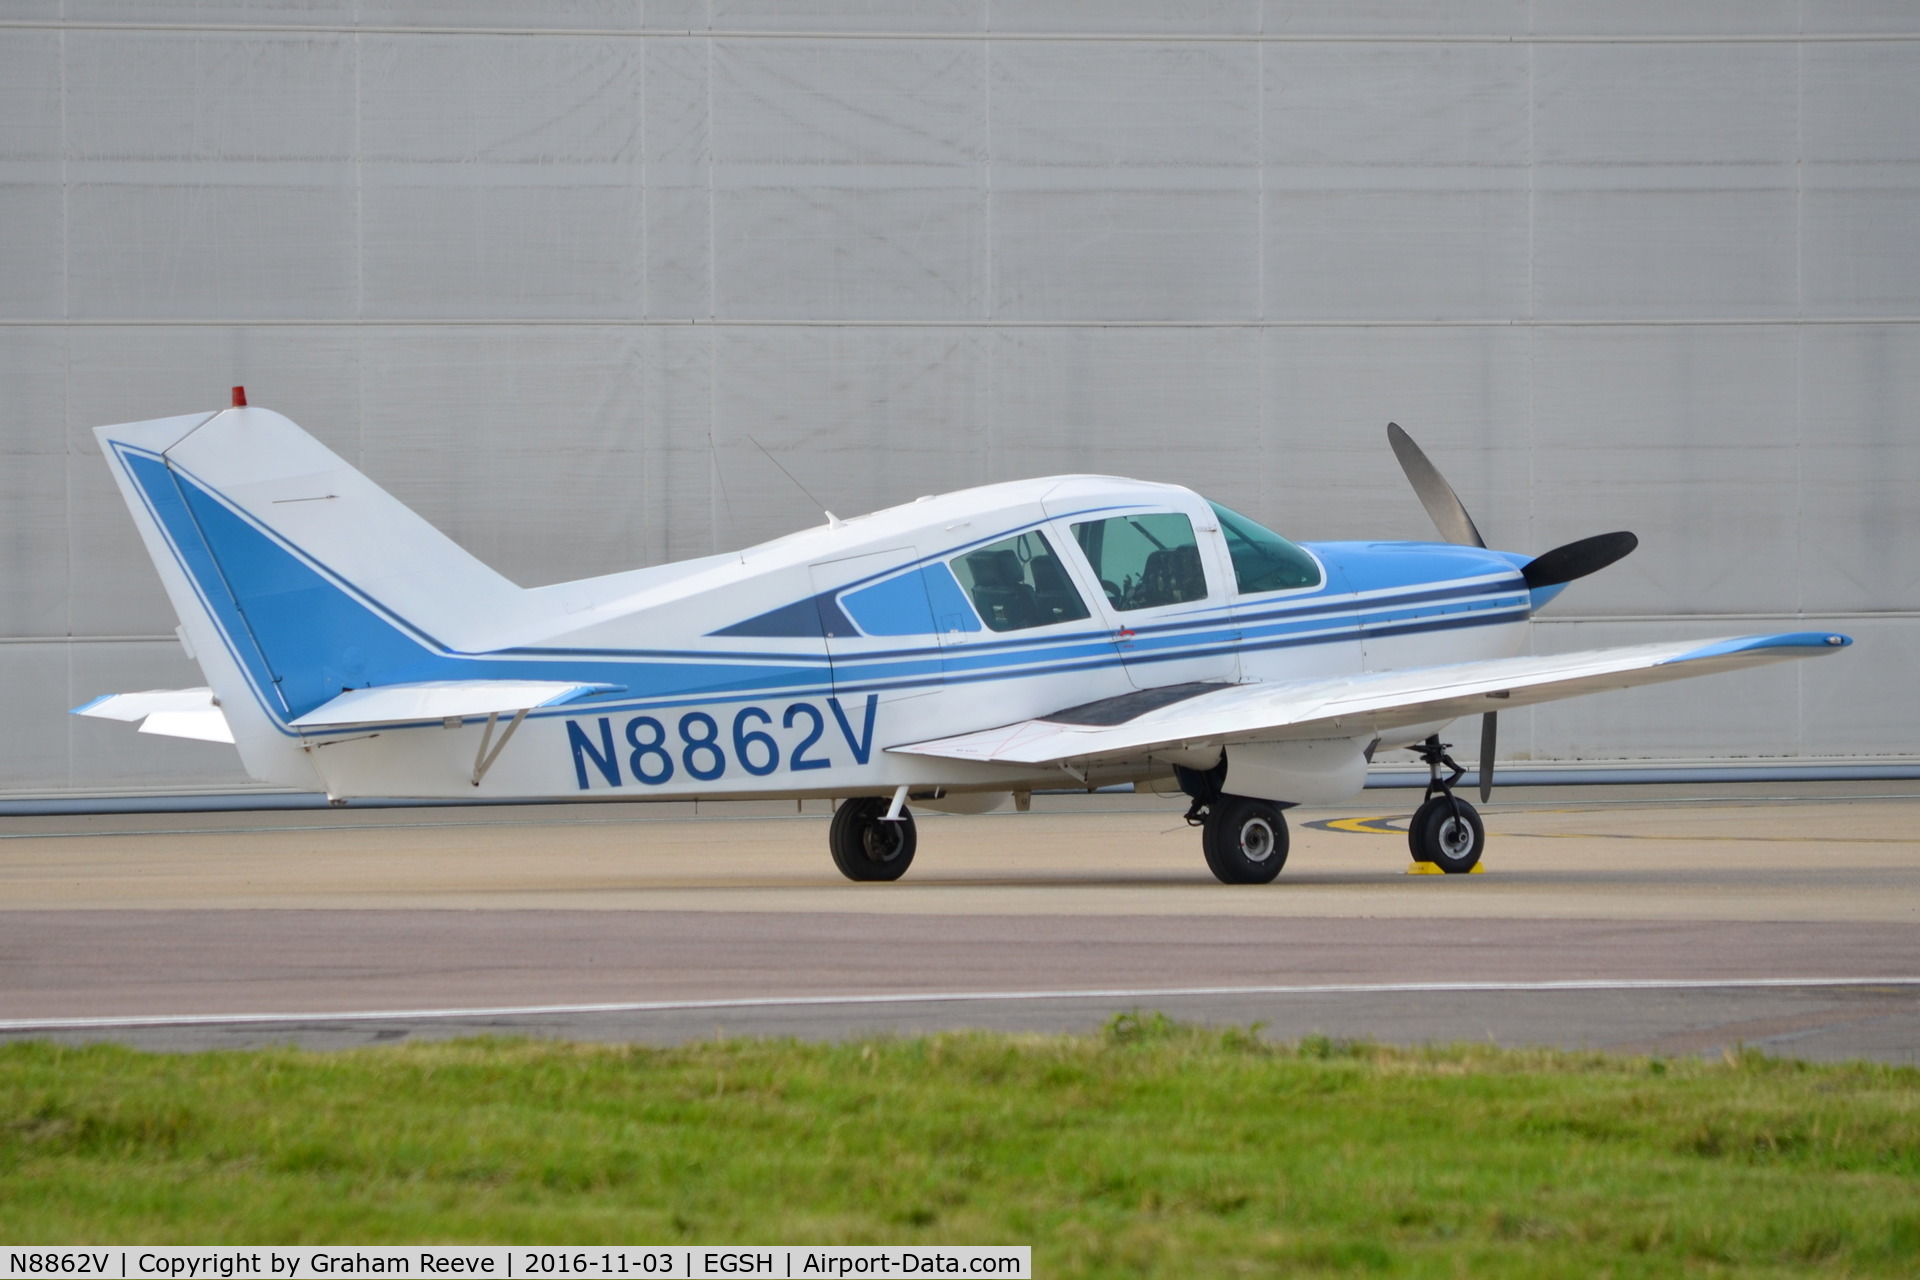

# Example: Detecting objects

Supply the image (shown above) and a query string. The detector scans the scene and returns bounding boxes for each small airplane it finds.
[76,390,1851,884]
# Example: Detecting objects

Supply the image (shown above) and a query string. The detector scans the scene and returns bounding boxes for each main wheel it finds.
[1408,796,1484,873]
[1202,794,1289,885]
[828,797,917,882]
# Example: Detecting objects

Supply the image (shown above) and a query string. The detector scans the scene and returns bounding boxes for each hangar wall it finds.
[3,3,1916,797]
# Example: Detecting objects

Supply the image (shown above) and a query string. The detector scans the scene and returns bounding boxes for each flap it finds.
[892,632,1852,767]
[287,679,622,729]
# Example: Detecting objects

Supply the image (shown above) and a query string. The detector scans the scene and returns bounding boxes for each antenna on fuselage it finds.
[746,435,837,527]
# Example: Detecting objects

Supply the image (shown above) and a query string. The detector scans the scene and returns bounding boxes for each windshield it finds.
[1207,501,1322,594]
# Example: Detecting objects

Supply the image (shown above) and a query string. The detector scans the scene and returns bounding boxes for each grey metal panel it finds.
[65,179,359,319]
[993,189,1259,320]
[711,0,985,35]
[0,186,65,319]
[355,0,646,28]
[642,38,713,318]
[1263,44,1530,169]
[359,35,644,318]
[1799,325,1920,614]
[0,643,77,792]
[993,0,1257,33]
[62,1,353,22]
[1529,325,1801,617]
[988,327,1262,491]
[0,327,65,457]
[710,39,984,319]
[1802,43,1920,316]
[986,38,1261,321]
[1530,0,1801,35]
[0,31,63,159]
[61,31,359,318]
[1266,188,1530,320]
[1800,0,1920,32]
[1257,1,1527,35]
[1533,43,1799,319]
[0,455,68,638]
[992,42,1258,170]
[1533,188,1800,318]
[64,31,356,162]
[1534,44,1798,168]
[1805,42,1920,165]
[1262,44,1529,320]
[712,39,983,168]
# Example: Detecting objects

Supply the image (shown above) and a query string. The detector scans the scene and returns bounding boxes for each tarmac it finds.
[1,781,1916,1061]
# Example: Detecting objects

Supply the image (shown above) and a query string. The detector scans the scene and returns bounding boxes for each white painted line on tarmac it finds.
[3,976,1918,1033]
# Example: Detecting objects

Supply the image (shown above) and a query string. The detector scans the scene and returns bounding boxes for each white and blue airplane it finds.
[76,392,1851,884]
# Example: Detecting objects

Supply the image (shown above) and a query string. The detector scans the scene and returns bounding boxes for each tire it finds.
[1408,796,1484,873]
[1202,794,1289,885]
[828,797,917,882]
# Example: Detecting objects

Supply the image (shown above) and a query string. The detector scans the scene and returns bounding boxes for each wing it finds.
[892,631,1851,767]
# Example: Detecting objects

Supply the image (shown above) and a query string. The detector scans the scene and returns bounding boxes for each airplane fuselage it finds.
[231,474,1539,805]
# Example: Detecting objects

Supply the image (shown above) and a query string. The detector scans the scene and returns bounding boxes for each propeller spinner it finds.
[1385,423,1638,800]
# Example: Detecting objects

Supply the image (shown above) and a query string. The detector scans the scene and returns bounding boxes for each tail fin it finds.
[95,403,526,786]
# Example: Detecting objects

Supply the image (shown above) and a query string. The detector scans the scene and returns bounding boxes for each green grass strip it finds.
[3,1015,1918,1276]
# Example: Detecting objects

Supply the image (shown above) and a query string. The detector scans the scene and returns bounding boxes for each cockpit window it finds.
[1208,501,1322,594]
[950,530,1091,633]
[1071,512,1210,611]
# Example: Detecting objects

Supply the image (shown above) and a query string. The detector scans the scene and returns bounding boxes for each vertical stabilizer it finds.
[93,404,529,788]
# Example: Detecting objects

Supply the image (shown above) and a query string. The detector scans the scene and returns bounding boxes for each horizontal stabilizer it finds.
[286,680,622,730]
[71,688,235,744]
[892,632,1852,767]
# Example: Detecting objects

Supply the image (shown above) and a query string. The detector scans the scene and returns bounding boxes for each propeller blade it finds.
[1387,422,1486,549]
[1479,711,1496,803]
[1522,531,1639,589]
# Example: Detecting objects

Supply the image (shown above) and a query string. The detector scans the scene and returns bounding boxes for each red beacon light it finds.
[231,385,247,408]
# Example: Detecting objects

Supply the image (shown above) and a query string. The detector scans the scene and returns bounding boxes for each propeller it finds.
[1385,423,1638,802]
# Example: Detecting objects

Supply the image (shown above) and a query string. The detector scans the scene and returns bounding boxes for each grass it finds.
[2,1015,1918,1276]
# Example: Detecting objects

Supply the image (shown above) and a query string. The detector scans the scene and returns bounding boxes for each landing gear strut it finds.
[1407,735,1484,873]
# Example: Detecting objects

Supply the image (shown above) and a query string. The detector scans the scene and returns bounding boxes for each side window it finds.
[1071,513,1210,612]
[950,530,1092,633]
[1207,500,1323,594]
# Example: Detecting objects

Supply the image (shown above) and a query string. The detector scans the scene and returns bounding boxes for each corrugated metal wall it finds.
[4,3,1916,796]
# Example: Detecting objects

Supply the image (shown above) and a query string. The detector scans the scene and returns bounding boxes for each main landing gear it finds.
[829,796,917,882]
[1407,735,1485,873]
[1176,762,1290,885]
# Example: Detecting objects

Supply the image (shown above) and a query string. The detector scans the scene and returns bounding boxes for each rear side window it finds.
[1071,513,1210,611]
[1208,500,1322,594]
[950,530,1091,633]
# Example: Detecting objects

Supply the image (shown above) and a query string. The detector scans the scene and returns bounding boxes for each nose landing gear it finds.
[1408,735,1485,873]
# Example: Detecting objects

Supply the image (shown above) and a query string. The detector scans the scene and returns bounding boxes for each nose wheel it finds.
[1408,736,1485,873]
